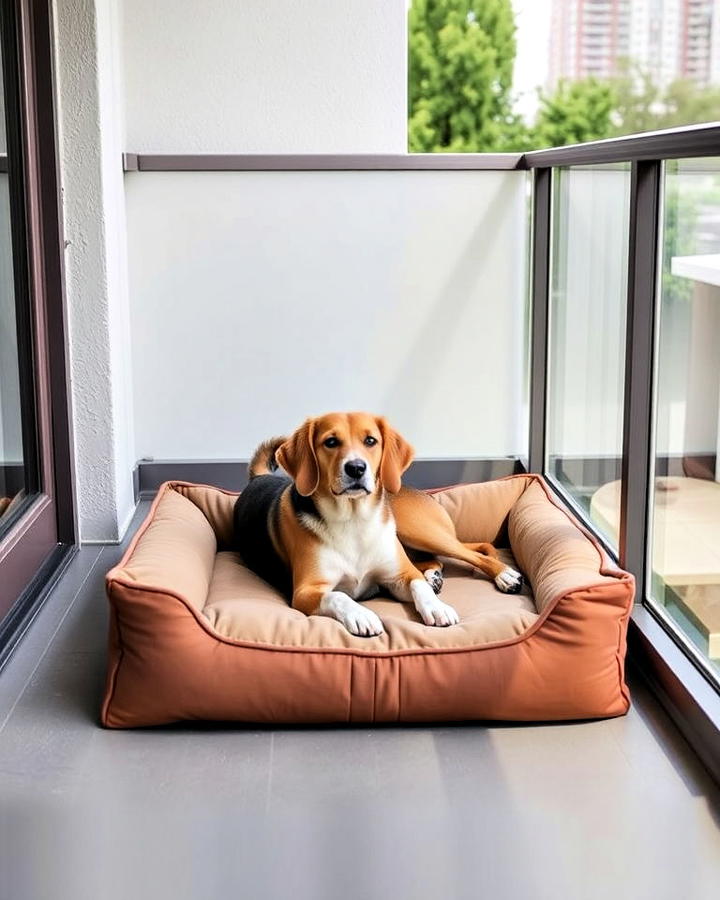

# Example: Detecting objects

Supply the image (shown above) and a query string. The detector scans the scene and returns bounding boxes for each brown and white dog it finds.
[233,412,523,637]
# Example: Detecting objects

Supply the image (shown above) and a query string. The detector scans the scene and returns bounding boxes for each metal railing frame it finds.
[524,125,720,782]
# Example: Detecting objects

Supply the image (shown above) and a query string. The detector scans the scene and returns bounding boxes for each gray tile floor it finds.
[1,501,719,900]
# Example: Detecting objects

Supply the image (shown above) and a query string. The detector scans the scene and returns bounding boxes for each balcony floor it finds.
[0,503,719,900]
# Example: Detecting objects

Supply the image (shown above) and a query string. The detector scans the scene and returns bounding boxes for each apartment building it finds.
[549,0,720,88]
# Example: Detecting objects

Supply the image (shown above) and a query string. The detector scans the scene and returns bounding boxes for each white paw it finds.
[319,592,384,636]
[415,595,459,627]
[410,579,459,626]
[340,605,385,637]
[423,567,443,594]
[495,566,523,594]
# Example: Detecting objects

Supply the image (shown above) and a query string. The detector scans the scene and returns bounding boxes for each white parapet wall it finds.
[125,168,529,461]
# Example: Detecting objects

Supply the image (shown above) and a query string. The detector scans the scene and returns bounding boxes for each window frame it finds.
[0,0,76,668]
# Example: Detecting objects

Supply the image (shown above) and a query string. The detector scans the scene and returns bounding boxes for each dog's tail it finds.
[248,436,287,479]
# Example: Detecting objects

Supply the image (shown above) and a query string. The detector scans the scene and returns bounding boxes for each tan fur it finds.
[248,436,287,478]
[390,487,507,582]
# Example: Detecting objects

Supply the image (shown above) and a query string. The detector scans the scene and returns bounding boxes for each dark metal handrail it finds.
[122,152,525,172]
[523,121,720,167]
[123,122,720,172]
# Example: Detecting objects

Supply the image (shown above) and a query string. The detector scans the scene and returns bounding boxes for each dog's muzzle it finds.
[334,457,373,496]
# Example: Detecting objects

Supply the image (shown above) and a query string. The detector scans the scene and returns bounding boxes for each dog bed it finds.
[102,475,634,727]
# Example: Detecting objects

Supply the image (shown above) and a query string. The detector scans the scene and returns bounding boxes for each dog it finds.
[233,412,523,637]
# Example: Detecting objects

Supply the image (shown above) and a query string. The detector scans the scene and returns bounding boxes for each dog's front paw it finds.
[415,596,459,627]
[320,592,385,637]
[341,605,384,637]
[423,567,444,595]
[495,566,523,594]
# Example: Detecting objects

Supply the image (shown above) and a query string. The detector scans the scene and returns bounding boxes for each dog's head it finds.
[276,412,414,498]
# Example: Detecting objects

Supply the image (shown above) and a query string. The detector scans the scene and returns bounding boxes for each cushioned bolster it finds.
[175,483,236,549]
[434,477,532,543]
[508,481,620,613]
[110,489,217,613]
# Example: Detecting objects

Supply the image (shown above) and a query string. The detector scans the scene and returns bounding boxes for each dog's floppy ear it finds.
[377,417,414,494]
[276,419,319,496]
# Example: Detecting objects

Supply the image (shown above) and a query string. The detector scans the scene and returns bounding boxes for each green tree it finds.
[609,60,662,136]
[532,78,616,148]
[657,78,720,130]
[660,169,698,305]
[610,60,720,136]
[408,0,519,152]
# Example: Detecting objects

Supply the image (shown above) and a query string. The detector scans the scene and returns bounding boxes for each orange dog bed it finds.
[102,476,634,727]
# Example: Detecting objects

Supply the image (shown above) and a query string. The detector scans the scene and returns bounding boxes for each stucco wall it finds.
[53,0,135,541]
[121,0,407,154]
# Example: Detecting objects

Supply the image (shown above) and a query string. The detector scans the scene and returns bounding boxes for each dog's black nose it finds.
[344,459,367,480]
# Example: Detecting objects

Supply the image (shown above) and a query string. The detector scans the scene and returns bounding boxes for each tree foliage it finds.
[409,0,519,152]
[660,79,720,129]
[531,78,615,148]
[409,3,720,152]
[610,59,720,136]
[608,60,662,136]
[660,167,698,305]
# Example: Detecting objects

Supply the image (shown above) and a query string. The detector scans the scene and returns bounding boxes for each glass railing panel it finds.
[545,163,632,551]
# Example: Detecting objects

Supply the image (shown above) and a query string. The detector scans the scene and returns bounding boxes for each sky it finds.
[511,0,553,121]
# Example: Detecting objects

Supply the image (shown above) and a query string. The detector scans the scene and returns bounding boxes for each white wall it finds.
[126,169,528,460]
[121,0,407,153]
[54,0,135,541]
[52,0,408,538]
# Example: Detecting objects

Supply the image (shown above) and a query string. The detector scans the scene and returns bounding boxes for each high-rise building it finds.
[628,0,682,89]
[681,0,716,83]
[548,0,631,85]
[713,3,720,82]
[548,0,720,90]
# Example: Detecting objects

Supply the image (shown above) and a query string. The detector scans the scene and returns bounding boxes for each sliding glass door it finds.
[0,93,33,534]
[0,0,74,662]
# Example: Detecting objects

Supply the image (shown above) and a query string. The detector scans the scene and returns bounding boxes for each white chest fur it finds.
[303,498,398,598]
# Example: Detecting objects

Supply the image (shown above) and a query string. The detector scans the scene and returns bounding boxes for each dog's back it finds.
[234,438,292,594]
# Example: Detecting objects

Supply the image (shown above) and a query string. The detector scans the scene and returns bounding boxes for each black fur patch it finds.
[290,485,322,522]
[233,475,292,597]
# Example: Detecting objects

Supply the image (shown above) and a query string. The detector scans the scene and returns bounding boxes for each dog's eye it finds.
[364,436,378,447]
[323,436,340,449]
